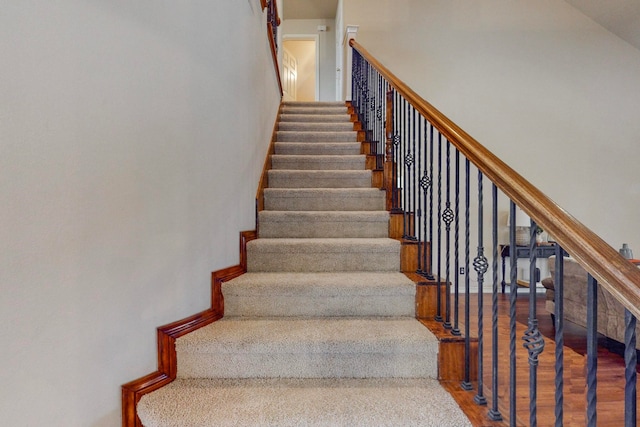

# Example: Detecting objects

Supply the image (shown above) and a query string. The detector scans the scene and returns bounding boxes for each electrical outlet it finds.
[459,267,465,275]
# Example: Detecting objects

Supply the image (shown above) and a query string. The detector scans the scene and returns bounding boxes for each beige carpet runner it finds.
[137,101,471,426]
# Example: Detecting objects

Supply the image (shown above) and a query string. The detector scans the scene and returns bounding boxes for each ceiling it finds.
[566,0,640,51]
[281,0,339,20]
[279,0,640,51]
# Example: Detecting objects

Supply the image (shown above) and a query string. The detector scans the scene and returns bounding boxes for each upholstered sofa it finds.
[542,256,640,349]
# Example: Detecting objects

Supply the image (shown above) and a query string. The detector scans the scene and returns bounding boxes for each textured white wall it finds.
[342,0,640,286]
[0,1,280,425]
[281,19,337,101]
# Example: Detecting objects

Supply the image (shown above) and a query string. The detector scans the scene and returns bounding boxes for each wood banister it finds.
[349,38,640,319]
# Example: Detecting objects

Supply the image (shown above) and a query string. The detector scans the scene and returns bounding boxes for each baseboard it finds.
[121,230,255,427]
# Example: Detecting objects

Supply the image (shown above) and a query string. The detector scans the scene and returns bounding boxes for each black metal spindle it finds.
[488,184,502,421]
[428,124,435,280]
[554,246,565,427]
[435,133,443,322]
[443,141,453,329]
[410,108,417,240]
[523,221,544,427]
[461,158,472,391]
[417,117,424,272]
[452,149,461,336]
[624,308,637,427]
[586,273,598,427]
[474,170,488,405]
[509,202,518,426]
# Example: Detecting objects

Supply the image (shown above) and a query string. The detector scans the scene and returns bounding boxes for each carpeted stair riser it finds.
[268,170,371,188]
[223,272,414,317]
[280,106,348,115]
[258,211,389,238]
[271,155,365,171]
[282,101,346,107]
[277,131,357,142]
[278,122,355,132]
[264,188,385,211]
[175,317,437,379]
[274,142,361,156]
[279,113,351,123]
[246,238,400,272]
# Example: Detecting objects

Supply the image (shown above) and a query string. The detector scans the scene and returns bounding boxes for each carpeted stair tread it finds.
[279,113,351,123]
[280,106,349,115]
[258,210,389,238]
[223,272,415,317]
[267,170,371,188]
[246,238,400,272]
[276,130,357,142]
[175,317,438,379]
[282,101,346,107]
[278,122,355,132]
[274,142,361,155]
[264,188,385,211]
[138,377,472,427]
[271,154,365,171]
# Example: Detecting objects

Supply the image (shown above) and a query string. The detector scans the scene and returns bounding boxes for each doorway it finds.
[282,36,319,102]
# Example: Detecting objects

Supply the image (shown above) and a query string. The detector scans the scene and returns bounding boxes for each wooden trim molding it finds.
[256,107,281,227]
[260,0,268,10]
[349,38,640,320]
[121,231,255,427]
[267,22,283,97]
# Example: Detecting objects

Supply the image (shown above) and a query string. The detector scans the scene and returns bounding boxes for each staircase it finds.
[136,102,471,426]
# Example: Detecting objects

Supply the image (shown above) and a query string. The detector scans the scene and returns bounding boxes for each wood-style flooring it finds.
[439,291,638,426]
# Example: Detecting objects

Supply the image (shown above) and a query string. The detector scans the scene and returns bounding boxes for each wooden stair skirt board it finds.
[121,230,256,427]
[408,273,479,383]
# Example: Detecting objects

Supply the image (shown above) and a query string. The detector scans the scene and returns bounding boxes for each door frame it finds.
[282,34,320,101]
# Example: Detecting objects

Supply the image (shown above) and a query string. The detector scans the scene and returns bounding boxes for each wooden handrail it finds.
[350,38,640,319]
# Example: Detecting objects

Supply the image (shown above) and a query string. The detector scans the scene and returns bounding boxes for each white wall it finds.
[341,0,640,287]
[0,1,280,425]
[281,19,337,101]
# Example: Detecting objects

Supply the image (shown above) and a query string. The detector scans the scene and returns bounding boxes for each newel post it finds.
[384,87,396,210]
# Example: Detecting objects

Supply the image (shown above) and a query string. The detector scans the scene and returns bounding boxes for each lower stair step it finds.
[258,211,389,238]
[223,272,415,317]
[175,317,438,379]
[271,154,365,171]
[267,170,371,188]
[276,131,357,142]
[274,142,361,155]
[264,188,385,211]
[246,238,400,272]
[137,377,472,427]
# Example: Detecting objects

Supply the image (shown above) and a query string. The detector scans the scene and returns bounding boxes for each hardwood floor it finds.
[439,290,639,426]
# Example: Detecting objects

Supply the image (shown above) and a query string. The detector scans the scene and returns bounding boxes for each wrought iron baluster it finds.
[435,133,443,322]
[409,107,417,240]
[417,116,424,272]
[474,170,488,406]
[586,273,598,427]
[393,92,400,210]
[428,124,435,280]
[443,141,453,329]
[624,308,637,427]
[523,221,544,427]
[419,120,432,276]
[461,158,472,391]
[488,184,502,421]
[554,245,565,427]
[509,202,518,426]
[452,149,461,336]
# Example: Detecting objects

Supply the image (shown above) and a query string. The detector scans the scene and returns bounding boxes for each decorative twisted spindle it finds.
[522,221,544,427]
[554,246,565,427]
[451,149,461,336]
[624,308,637,427]
[586,274,598,427]
[509,202,518,426]
[488,184,502,421]
[474,171,488,406]
[461,159,472,391]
